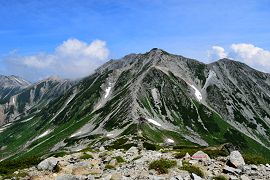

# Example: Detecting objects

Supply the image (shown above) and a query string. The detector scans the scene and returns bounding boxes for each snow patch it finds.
[106,133,114,137]
[166,138,174,143]
[147,118,161,127]
[37,130,51,139]
[21,117,34,123]
[104,83,112,98]
[189,85,202,101]
[70,131,82,138]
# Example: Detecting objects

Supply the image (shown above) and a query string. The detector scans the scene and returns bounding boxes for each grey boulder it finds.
[37,157,59,171]
[228,151,245,168]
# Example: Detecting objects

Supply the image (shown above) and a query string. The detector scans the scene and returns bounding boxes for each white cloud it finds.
[208,43,270,72]
[2,38,109,81]
[208,46,227,60]
[230,43,270,69]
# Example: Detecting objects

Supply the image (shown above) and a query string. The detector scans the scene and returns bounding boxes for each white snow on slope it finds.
[36,129,51,139]
[104,84,112,98]
[166,138,174,143]
[70,131,82,138]
[147,118,161,127]
[21,117,34,123]
[189,85,202,101]
[106,133,114,137]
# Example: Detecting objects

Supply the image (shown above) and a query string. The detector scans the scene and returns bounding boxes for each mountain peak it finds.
[0,74,31,87]
[148,48,169,55]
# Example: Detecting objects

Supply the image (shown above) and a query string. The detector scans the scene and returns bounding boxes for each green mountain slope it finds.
[0,48,269,161]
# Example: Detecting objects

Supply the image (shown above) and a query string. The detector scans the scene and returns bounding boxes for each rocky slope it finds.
[3,145,270,180]
[0,75,30,103]
[0,48,269,162]
[0,75,31,125]
[0,76,74,128]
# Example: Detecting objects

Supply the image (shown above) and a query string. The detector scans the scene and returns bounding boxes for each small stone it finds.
[56,174,79,180]
[240,175,250,180]
[89,168,102,175]
[110,173,122,180]
[266,163,270,168]
[229,175,238,180]
[184,152,190,159]
[127,146,139,155]
[109,159,117,166]
[99,146,105,151]
[191,151,210,161]
[191,173,202,180]
[228,151,245,168]
[72,166,89,175]
[240,165,251,172]
[170,176,183,180]
[223,165,242,174]
[250,164,257,170]
[87,175,95,180]
[189,160,198,164]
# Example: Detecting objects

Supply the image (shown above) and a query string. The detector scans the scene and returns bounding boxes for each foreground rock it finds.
[4,147,270,180]
[228,151,245,168]
[191,151,210,161]
[37,157,59,171]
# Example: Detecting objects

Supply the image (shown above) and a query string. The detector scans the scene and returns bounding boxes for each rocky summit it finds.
[3,146,270,180]
[0,49,269,179]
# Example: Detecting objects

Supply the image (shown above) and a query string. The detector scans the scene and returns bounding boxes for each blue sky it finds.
[0,0,270,81]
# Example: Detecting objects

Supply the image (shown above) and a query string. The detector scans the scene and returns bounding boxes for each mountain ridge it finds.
[0,48,269,162]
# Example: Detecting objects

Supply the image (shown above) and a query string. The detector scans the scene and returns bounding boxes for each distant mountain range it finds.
[0,48,269,161]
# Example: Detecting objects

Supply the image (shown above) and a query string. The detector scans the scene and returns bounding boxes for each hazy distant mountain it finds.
[0,48,269,161]
[0,76,74,126]
[0,75,31,102]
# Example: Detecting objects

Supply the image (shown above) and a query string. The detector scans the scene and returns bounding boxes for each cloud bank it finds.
[208,44,270,73]
[1,39,109,81]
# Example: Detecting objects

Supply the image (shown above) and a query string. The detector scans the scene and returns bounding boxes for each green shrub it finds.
[115,156,125,163]
[149,158,177,174]
[174,152,188,159]
[80,153,93,160]
[203,149,228,159]
[16,171,29,178]
[143,142,161,150]
[213,175,228,180]
[174,148,228,159]
[243,153,268,165]
[181,163,204,178]
[0,156,41,175]
[54,164,61,173]
[80,146,96,153]
[51,151,67,157]
[105,164,115,169]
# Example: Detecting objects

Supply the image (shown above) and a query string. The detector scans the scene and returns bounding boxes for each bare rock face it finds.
[228,151,245,168]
